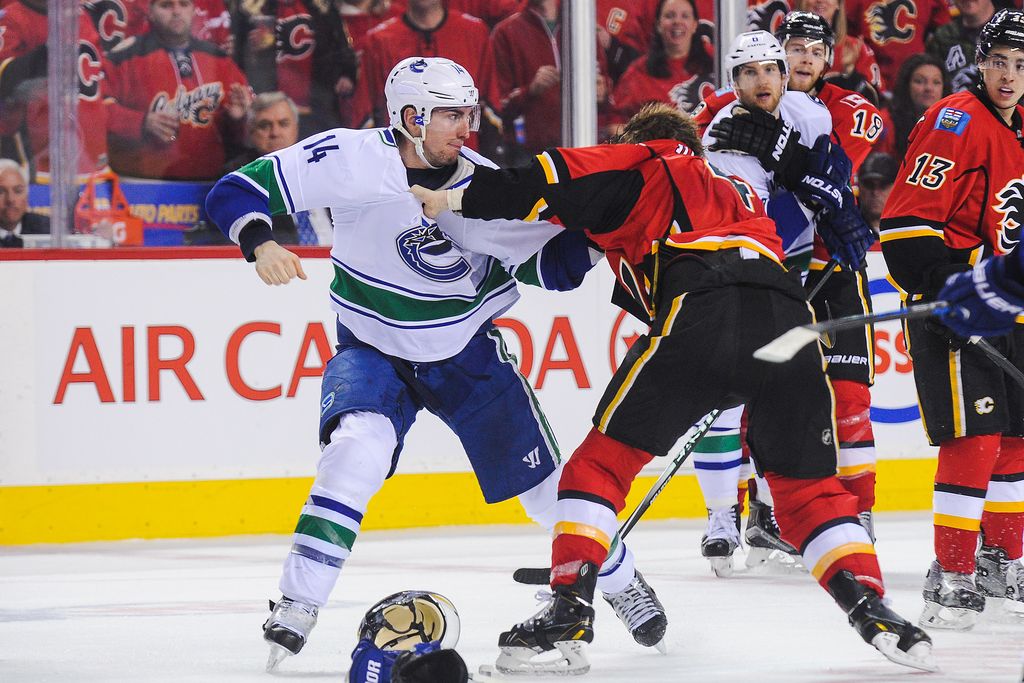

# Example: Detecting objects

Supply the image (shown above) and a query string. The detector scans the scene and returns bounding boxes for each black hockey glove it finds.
[392,647,469,683]
[816,188,874,270]
[708,106,803,173]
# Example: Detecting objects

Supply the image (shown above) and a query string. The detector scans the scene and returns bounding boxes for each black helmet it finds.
[976,9,1024,63]
[775,11,835,64]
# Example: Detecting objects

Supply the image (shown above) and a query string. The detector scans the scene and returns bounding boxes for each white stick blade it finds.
[753,326,822,363]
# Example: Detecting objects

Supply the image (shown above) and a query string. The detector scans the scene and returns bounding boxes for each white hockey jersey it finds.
[702,92,832,262]
[222,128,565,362]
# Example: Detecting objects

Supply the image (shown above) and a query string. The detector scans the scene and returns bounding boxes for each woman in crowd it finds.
[798,0,883,95]
[875,53,950,159]
[608,0,715,134]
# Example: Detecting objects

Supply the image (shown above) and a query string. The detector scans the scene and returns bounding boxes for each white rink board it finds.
[0,250,932,487]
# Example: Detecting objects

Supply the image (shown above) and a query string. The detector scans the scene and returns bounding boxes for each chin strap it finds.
[394,125,440,169]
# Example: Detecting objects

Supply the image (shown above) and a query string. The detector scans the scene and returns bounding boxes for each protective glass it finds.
[980,55,1024,77]
[785,39,828,62]
[428,106,482,133]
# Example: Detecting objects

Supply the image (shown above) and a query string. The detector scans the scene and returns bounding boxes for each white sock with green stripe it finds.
[693,405,744,510]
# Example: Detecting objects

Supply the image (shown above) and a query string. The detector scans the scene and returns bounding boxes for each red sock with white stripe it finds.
[934,434,1001,573]
[981,437,1024,560]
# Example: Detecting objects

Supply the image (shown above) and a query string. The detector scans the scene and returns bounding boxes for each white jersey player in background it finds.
[204,57,667,671]
[691,31,873,576]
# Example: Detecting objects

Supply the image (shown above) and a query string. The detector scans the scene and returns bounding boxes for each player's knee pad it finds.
[312,411,397,511]
[560,428,653,512]
[517,463,563,531]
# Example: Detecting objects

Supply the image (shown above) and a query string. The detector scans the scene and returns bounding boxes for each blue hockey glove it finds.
[806,134,853,187]
[938,258,1024,338]
[349,638,402,683]
[816,188,874,269]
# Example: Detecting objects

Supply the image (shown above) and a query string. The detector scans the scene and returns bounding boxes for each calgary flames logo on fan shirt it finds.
[994,176,1024,254]
[668,75,716,115]
[866,0,916,45]
[746,0,790,34]
[151,83,224,127]
[277,14,315,61]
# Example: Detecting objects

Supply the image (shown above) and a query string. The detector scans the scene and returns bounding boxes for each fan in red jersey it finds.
[881,8,1024,629]
[0,0,110,179]
[104,0,251,180]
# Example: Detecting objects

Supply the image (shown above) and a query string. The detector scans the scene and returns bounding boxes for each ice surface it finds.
[1,513,1020,682]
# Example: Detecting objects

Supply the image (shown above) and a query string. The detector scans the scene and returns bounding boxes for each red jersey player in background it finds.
[880,8,1024,628]
[412,102,935,675]
[0,0,110,180]
[104,0,251,179]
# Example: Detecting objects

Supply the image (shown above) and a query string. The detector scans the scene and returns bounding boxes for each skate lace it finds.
[605,576,660,629]
[512,590,555,630]
[706,506,741,545]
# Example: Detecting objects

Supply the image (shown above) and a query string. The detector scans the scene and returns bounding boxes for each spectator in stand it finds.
[610,0,715,130]
[84,0,233,56]
[192,91,329,246]
[490,0,611,163]
[352,0,498,150]
[599,0,660,81]
[846,0,950,96]
[105,0,252,180]
[232,0,357,135]
[0,159,48,247]
[0,0,110,180]
[856,151,897,232]
[448,0,521,27]
[797,0,884,94]
[747,0,791,32]
[927,0,999,92]
[875,53,950,158]
[337,0,403,54]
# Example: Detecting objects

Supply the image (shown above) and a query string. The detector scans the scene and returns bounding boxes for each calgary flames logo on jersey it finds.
[397,219,471,283]
[151,83,225,127]
[746,0,790,34]
[277,14,315,61]
[994,176,1024,254]
[866,0,916,45]
[78,40,104,101]
[668,75,716,115]
[84,0,131,53]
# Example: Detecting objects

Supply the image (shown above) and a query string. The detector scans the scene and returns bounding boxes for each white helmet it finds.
[724,30,789,87]
[385,57,480,167]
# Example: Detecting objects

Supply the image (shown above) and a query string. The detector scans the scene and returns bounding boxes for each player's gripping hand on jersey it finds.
[254,241,308,286]
[939,257,1024,338]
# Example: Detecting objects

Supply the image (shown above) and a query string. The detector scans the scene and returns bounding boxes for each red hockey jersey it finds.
[0,2,109,177]
[461,139,782,317]
[104,33,248,179]
[880,89,1024,296]
[610,55,715,122]
[846,0,950,93]
[83,0,232,56]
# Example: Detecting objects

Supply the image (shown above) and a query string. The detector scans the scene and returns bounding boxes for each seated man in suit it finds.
[0,158,49,247]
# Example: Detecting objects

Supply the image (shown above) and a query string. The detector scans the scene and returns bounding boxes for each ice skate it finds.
[603,569,667,652]
[828,570,938,672]
[494,562,596,676]
[701,504,741,577]
[744,500,804,571]
[263,596,318,671]
[919,560,985,630]
[976,545,1024,621]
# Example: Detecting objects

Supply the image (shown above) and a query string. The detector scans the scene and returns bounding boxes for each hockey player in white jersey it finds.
[204,57,667,671]
[691,32,875,576]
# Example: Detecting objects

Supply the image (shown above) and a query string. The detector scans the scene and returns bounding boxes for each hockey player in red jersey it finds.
[412,103,936,675]
[103,0,251,180]
[0,0,110,179]
[880,8,1024,629]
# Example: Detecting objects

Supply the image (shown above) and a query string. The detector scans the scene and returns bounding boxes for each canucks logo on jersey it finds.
[396,219,472,282]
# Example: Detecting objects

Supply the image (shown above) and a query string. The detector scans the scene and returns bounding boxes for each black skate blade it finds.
[513,567,550,585]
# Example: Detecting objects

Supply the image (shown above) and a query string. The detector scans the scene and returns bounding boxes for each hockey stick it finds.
[805,258,842,301]
[972,337,1024,390]
[753,300,951,364]
[512,408,722,586]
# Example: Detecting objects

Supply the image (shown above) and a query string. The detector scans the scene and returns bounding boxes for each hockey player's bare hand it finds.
[410,185,462,219]
[254,241,307,285]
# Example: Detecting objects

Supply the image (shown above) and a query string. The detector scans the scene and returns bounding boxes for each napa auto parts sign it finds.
[0,249,932,487]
